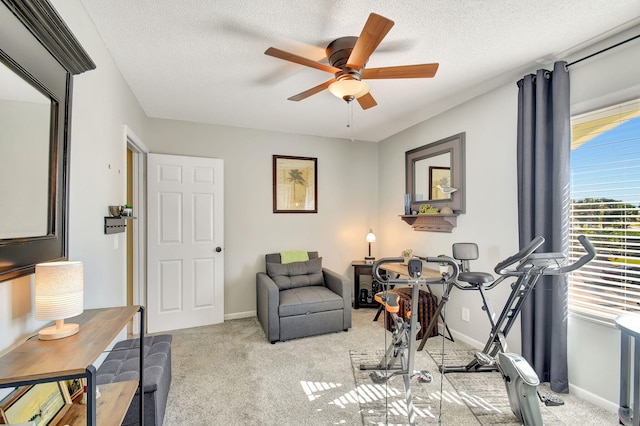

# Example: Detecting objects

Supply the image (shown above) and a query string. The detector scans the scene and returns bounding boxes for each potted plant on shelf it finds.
[437,254,449,274]
[402,249,413,264]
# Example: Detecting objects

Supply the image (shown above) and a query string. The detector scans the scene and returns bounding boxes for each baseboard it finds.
[568,383,618,414]
[439,325,484,349]
[442,327,619,415]
[224,310,256,321]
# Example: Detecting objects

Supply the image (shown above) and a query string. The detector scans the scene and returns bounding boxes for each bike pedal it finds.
[474,351,496,366]
[369,371,388,384]
[412,370,432,383]
[541,393,565,406]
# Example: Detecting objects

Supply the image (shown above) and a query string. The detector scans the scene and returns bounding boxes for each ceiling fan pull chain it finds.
[347,101,355,142]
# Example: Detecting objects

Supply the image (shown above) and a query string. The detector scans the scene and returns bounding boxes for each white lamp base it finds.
[38,321,80,340]
[364,256,375,265]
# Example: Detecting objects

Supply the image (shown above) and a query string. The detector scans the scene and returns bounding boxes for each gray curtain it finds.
[516,61,570,393]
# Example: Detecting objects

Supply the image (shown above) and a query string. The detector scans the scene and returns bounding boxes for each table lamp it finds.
[35,261,84,340]
[365,229,376,265]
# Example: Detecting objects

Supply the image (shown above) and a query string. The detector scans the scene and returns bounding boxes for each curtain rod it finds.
[566,33,640,67]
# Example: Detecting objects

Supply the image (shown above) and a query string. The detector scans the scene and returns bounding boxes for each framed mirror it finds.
[406,132,466,213]
[0,0,94,282]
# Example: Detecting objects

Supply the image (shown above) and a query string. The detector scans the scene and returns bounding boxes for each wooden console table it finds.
[0,306,145,426]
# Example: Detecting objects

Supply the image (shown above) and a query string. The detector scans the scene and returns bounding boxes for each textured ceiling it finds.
[77,0,640,142]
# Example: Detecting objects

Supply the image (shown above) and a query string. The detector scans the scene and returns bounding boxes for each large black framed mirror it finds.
[406,132,466,213]
[0,0,94,282]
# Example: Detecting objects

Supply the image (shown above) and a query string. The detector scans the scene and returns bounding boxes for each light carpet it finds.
[162,309,618,425]
[351,349,481,425]
[351,335,618,425]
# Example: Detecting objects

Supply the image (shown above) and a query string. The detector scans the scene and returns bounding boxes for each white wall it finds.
[147,119,378,317]
[0,0,148,353]
[57,0,149,310]
[377,25,640,411]
[378,82,521,351]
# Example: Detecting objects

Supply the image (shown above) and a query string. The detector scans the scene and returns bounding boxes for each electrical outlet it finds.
[462,307,470,322]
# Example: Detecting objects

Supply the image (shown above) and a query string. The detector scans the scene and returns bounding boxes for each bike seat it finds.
[458,271,494,287]
[374,291,400,314]
[452,242,494,287]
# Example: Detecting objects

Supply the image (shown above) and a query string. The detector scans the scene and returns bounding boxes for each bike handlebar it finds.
[494,234,596,276]
[556,235,597,274]
[494,236,545,275]
[372,256,460,285]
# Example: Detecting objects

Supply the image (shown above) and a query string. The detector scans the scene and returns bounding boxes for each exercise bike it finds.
[440,235,596,425]
[359,255,460,426]
[441,235,595,374]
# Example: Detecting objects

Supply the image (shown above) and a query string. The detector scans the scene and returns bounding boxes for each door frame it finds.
[124,125,148,334]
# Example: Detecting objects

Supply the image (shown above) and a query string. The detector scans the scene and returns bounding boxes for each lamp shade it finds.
[35,261,84,340]
[365,229,376,262]
[366,229,376,243]
[328,79,370,101]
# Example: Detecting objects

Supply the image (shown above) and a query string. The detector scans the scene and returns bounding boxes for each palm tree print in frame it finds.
[273,155,317,213]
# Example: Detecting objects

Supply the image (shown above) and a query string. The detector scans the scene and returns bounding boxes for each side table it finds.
[351,260,375,309]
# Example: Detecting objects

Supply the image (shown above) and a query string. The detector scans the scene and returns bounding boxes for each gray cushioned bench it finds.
[96,334,172,426]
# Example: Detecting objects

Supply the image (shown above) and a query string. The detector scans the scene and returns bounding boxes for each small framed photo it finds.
[273,155,318,213]
[65,378,83,401]
[429,166,451,200]
[0,381,71,425]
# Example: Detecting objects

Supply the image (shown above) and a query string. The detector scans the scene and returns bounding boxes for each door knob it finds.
[215,247,222,253]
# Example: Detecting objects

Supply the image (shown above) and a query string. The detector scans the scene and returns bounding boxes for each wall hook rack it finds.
[104,216,126,234]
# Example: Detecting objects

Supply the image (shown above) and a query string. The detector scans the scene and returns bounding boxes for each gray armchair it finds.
[256,252,352,343]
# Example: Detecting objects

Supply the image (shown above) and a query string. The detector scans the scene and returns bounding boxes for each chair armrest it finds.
[256,272,280,342]
[323,268,352,329]
[323,268,349,297]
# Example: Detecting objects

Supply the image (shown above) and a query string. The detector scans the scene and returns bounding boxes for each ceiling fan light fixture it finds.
[328,79,370,102]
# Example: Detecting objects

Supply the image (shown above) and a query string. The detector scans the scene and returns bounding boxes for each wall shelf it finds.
[400,214,458,232]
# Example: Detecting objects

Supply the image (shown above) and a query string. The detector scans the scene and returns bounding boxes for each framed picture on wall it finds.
[273,155,318,213]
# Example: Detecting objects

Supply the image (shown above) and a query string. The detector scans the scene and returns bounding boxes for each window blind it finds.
[569,98,640,321]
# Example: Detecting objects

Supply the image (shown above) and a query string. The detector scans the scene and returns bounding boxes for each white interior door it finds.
[147,153,224,333]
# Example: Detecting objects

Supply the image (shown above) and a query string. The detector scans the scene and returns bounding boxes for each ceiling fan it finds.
[264,13,439,110]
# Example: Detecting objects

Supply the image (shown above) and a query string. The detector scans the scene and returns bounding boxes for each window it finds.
[568,98,640,321]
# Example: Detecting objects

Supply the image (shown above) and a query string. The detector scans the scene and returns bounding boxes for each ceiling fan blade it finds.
[288,79,336,101]
[357,92,377,110]
[362,63,439,79]
[347,13,394,70]
[265,47,340,74]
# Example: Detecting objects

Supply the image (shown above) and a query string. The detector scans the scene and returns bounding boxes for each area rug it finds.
[350,345,564,425]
